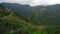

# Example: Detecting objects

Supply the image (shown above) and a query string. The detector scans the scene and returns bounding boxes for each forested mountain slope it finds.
[1,3,60,25]
[0,3,60,34]
[0,4,34,34]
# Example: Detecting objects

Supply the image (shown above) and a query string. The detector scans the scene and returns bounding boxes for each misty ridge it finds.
[0,2,60,34]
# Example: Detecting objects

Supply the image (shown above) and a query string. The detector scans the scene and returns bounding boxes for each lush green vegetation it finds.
[0,3,60,34]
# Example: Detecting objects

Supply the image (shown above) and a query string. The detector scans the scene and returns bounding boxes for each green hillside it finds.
[0,4,60,34]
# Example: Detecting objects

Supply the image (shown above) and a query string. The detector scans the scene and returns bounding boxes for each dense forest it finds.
[0,3,60,34]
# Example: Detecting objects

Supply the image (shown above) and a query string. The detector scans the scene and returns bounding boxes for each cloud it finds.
[0,0,60,6]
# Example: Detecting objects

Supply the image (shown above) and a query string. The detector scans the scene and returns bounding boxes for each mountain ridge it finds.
[1,3,60,25]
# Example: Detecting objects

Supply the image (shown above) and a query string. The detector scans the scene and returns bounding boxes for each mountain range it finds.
[0,2,60,34]
[1,3,60,25]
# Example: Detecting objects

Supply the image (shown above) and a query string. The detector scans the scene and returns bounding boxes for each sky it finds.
[0,0,60,6]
